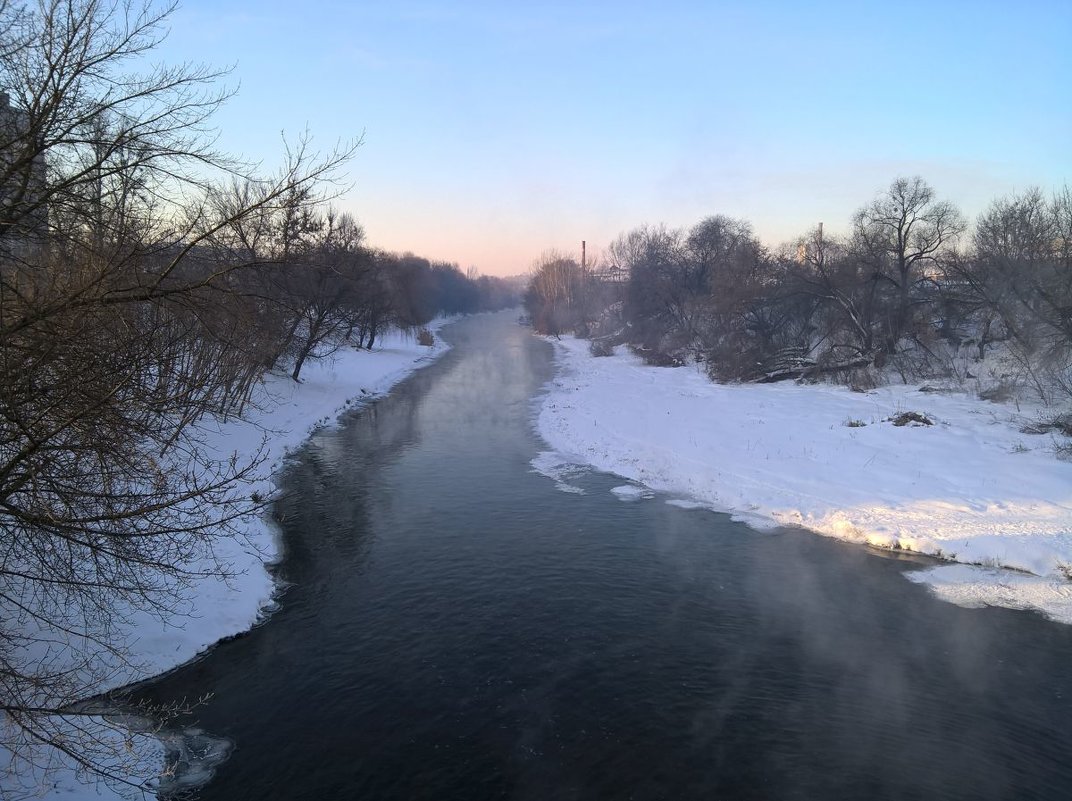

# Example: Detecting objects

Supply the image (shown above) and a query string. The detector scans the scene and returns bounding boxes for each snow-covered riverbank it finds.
[534,337,1072,622]
[111,323,453,689]
[4,322,452,799]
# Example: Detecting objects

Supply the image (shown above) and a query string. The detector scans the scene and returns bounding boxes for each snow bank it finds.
[534,337,1072,622]
[5,322,452,799]
[116,323,451,687]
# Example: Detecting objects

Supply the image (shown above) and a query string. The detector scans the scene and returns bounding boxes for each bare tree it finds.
[851,176,965,352]
[786,226,884,359]
[0,0,356,793]
[287,210,368,380]
[610,217,774,374]
[951,187,1072,401]
[524,250,594,336]
[383,254,436,332]
[614,224,691,354]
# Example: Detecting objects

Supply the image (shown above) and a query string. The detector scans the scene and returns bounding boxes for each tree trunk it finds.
[268,313,303,370]
[291,343,311,381]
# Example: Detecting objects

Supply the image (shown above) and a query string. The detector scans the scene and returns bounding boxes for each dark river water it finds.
[137,310,1072,800]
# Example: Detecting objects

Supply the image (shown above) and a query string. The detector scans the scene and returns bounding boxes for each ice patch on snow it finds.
[906,563,1072,624]
[66,706,234,798]
[665,499,711,510]
[728,511,783,531]
[530,451,589,495]
[155,726,233,796]
[610,484,654,501]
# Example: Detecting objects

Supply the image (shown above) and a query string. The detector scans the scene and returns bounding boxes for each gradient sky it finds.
[160,1,1071,276]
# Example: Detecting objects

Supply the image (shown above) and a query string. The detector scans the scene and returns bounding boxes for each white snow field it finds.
[3,322,452,800]
[533,337,1072,623]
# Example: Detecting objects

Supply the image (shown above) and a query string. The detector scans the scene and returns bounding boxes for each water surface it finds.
[140,311,1072,800]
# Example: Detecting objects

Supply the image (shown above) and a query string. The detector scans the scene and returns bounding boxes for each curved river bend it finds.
[138,311,1072,800]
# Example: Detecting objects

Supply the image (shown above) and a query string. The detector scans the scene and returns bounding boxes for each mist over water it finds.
[139,311,1072,800]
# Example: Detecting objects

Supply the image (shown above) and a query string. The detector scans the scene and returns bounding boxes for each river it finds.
[136,310,1072,800]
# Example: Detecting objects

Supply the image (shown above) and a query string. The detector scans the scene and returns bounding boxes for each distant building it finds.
[0,90,47,246]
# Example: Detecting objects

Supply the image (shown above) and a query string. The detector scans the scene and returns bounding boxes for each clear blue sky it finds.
[161,0,1071,276]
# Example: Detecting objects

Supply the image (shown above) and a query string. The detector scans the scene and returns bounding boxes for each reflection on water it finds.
[138,311,1072,800]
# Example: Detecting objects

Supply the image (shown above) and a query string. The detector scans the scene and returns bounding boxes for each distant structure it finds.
[0,90,48,245]
[594,263,626,284]
[796,221,824,264]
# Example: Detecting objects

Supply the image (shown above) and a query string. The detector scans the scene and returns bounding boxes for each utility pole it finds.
[581,240,586,270]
